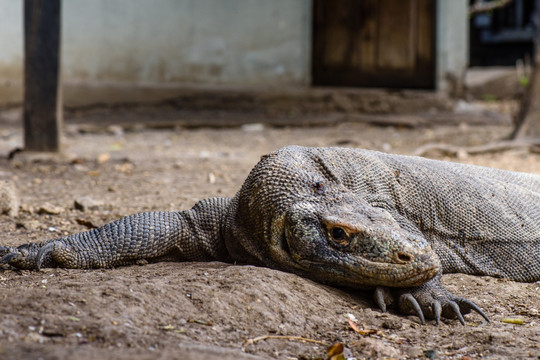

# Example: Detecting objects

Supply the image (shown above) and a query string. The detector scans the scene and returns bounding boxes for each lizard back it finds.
[225,146,540,283]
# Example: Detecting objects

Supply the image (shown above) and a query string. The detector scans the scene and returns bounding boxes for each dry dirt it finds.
[0,109,539,359]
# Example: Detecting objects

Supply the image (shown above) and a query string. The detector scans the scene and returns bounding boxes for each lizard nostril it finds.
[397,252,412,263]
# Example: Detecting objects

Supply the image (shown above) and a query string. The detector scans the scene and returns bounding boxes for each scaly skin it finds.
[2,146,540,324]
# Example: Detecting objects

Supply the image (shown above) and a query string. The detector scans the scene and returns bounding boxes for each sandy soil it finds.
[0,110,539,359]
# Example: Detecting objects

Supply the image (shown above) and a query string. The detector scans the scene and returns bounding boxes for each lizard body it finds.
[2,146,539,323]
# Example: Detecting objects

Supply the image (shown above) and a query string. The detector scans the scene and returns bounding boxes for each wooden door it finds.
[312,0,435,89]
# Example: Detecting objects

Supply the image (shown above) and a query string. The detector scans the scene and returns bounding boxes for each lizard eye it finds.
[331,227,345,240]
[329,226,350,246]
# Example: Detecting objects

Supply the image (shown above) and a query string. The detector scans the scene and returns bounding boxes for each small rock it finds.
[19,204,34,214]
[38,202,63,215]
[76,218,99,229]
[454,100,485,114]
[0,179,19,217]
[424,349,437,360]
[74,197,103,212]
[382,319,402,330]
[73,164,89,172]
[355,337,401,358]
[241,123,264,132]
[107,125,124,137]
[97,153,111,164]
[456,149,469,160]
[16,220,39,231]
[114,163,134,174]
[25,332,46,344]
[199,150,211,159]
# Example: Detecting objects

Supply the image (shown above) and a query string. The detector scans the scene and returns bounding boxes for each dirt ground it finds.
[0,106,539,359]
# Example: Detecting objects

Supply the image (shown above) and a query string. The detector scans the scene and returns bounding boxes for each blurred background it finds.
[0,0,536,110]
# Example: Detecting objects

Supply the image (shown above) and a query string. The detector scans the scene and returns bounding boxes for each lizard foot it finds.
[0,241,78,270]
[1,243,41,270]
[373,276,489,325]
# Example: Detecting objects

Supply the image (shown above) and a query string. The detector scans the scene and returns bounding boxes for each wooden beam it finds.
[23,0,62,152]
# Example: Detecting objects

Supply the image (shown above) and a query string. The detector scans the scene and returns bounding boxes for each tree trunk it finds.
[512,51,540,139]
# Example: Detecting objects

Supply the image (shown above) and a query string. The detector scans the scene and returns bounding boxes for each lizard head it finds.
[277,194,441,289]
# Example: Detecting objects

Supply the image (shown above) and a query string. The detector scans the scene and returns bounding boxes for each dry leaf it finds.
[327,342,345,360]
[501,317,525,325]
[97,153,111,164]
[348,319,378,335]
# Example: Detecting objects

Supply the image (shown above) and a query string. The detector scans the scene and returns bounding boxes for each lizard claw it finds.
[1,251,23,264]
[453,297,489,323]
[433,300,442,325]
[400,293,425,324]
[374,286,388,313]
[36,241,58,270]
[0,242,56,270]
[0,246,24,266]
[449,301,465,325]
[373,276,490,325]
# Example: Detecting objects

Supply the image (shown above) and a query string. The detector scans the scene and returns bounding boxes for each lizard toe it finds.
[1,251,22,263]
[398,278,489,325]
[375,276,490,325]
[373,286,394,313]
[399,293,425,324]
[37,242,57,270]
[0,241,74,270]
[447,301,466,325]
[0,244,39,269]
[433,300,442,325]
[454,297,490,323]
[0,246,15,256]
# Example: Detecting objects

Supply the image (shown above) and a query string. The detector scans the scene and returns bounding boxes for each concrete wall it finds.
[62,0,312,86]
[0,0,468,107]
[436,0,470,94]
[0,1,23,105]
[0,0,312,106]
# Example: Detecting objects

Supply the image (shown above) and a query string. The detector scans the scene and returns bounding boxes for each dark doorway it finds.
[469,0,538,67]
[312,0,436,89]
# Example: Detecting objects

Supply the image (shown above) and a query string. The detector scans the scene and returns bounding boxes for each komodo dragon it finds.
[2,146,540,324]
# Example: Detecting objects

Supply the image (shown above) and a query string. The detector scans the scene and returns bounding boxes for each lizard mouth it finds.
[293,255,439,288]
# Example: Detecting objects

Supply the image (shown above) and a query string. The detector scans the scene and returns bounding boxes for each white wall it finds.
[0,0,312,105]
[62,0,312,86]
[0,0,469,106]
[436,0,470,93]
[0,1,23,104]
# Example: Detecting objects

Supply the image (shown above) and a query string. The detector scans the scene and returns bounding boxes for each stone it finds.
[74,196,103,212]
[0,179,19,217]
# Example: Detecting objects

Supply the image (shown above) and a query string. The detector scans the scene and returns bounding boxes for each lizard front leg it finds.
[373,274,489,325]
[1,198,231,270]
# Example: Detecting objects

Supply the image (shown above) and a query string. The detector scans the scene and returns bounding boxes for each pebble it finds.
[241,123,264,132]
[97,153,111,164]
[38,202,63,215]
[0,179,19,217]
[74,196,103,212]
[107,125,124,137]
